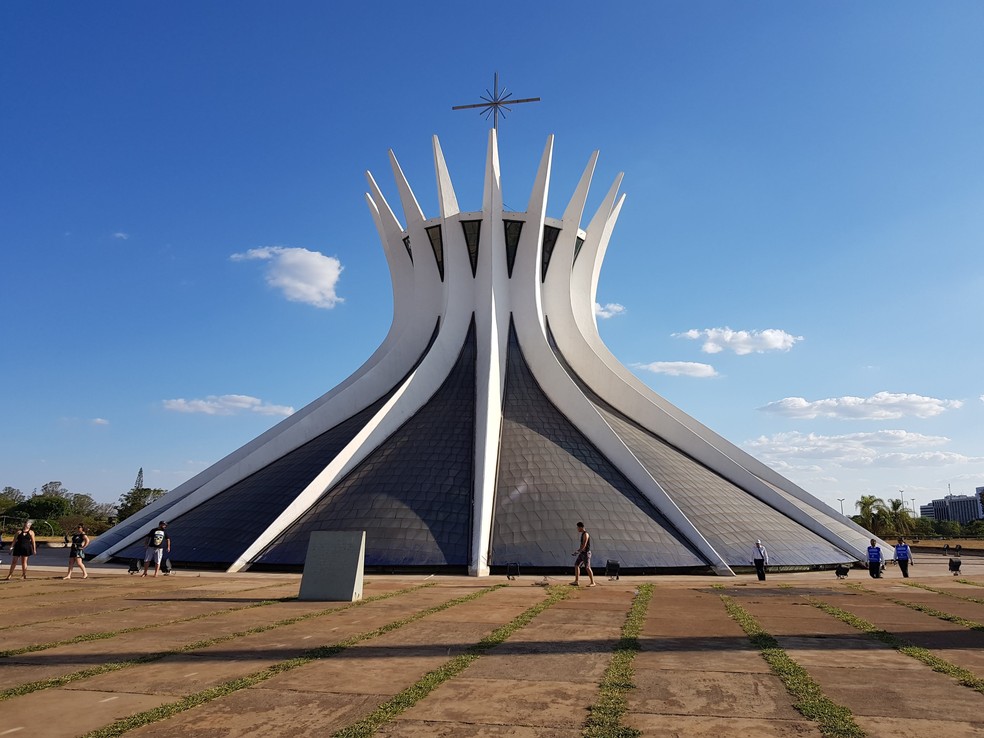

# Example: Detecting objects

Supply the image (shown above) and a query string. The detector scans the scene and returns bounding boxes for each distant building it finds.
[928,494,983,525]
[919,504,935,520]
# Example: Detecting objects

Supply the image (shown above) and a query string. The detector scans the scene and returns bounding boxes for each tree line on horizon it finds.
[852,494,984,539]
[0,469,167,535]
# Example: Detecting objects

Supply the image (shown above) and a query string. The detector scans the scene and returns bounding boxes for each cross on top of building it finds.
[452,72,540,131]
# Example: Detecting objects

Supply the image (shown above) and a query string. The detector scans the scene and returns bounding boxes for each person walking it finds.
[64,524,90,580]
[867,539,883,578]
[752,539,769,581]
[4,521,37,580]
[893,537,914,578]
[571,521,595,587]
[141,521,170,577]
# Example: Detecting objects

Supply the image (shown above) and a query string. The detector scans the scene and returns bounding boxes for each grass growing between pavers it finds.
[80,584,508,738]
[722,596,865,738]
[846,582,984,633]
[582,583,654,738]
[809,599,984,696]
[956,578,984,588]
[331,584,574,738]
[0,596,300,658]
[904,581,984,605]
[0,582,431,702]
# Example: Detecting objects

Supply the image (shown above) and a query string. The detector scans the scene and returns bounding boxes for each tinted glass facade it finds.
[541,225,561,282]
[546,333,853,566]
[503,220,523,278]
[252,320,478,567]
[595,404,853,566]
[460,220,481,277]
[84,489,197,558]
[115,396,391,563]
[492,323,706,569]
[426,225,444,281]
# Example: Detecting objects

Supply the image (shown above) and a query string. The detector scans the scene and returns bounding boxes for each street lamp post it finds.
[837,498,845,516]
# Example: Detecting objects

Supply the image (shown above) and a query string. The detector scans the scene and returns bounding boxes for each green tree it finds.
[912,517,936,538]
[963,520,984,537]
[40,481,70,498]
[882,498,914,538]
[935,520,962,537]
[8,493,72,520]
[116,486,167,521]
[854,495,889,535]
[0,486,24,513]
[68,493,99,517]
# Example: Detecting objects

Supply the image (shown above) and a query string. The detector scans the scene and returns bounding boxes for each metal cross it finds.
[452,73,540,131]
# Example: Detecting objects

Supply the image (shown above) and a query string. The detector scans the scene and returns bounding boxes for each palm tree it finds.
[883,498,914,538]
[854,495,889,535]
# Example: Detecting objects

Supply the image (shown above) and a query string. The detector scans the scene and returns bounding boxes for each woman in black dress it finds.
[64,524,90,579]
[5,520,37,580]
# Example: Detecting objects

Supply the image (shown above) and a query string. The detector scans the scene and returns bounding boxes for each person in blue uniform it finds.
[893,537,914,578]
[867,539,883,578]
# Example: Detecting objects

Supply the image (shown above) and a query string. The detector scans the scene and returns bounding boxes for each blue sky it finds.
[2,2,982,515]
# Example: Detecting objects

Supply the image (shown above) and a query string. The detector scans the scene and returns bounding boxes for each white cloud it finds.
[980,394,984,403]
[163,394,294,417]
[673,327,802,355]
[744,429,981,468]
[594,302,626,319]
[231,246,343,309]
[90,418,109,426]
[874,451,984,467]
[113,232,130,240]
[632,361,718,378]
[759,392,962,420]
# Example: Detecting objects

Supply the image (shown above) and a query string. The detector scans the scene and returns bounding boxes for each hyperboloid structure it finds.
[89,132,875,575]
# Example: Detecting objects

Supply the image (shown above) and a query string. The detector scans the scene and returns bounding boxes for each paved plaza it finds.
[1,550,983,737]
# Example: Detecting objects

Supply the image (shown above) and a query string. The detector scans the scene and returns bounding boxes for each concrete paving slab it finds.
[0,621,85,651]
[253,651,450,695]
[0,661,91,690]
[357,619,490,651]
[8,572,984,738]
[125,689,387,738]
[395,676,597,729]
[499,620,619,654]
[775,635,924,669]
[624,713,823,737]
[806,664,984,720]
[378,720,575,737]
[634,642,772,673]
[0,687,172,738]
[627,668,804,719]
[466,650,610,682]
[424,603,533,624]
[60,653,282,696]
[853,715,984,738]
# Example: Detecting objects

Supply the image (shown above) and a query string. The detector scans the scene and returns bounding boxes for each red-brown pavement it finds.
[1,554,983,737]
[729,577,984,738]
[624,586,821,737]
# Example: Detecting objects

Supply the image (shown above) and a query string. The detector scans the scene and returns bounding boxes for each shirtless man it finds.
[571,521,596,587]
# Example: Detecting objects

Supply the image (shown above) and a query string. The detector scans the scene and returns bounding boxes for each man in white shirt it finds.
[752,539,769,581]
